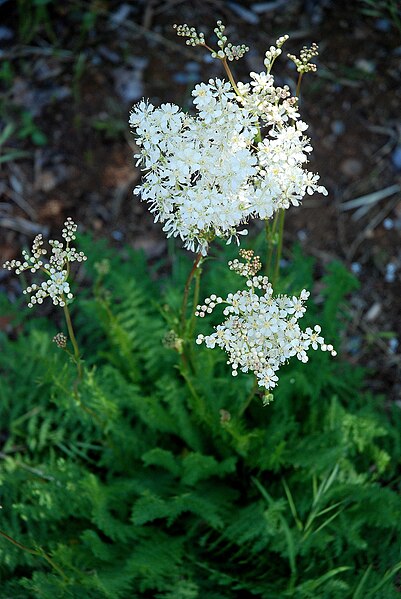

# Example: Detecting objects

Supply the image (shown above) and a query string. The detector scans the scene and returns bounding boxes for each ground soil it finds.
[0,0,400,399]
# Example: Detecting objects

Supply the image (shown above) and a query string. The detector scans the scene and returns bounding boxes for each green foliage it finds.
[1,239,401,598]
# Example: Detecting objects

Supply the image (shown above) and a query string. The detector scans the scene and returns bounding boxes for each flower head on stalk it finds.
[130,23,327,254]
[196,251,336,392]
[2,218,87,308]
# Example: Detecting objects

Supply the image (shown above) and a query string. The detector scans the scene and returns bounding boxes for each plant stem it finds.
[62,302,82,381]
[189,265,201,341]
[238,377,259,417]
[180,252,203,336]
[0,529,68,581]
[265,211,279,276]
[221,57,240,95]
[272,209,285,287]
[296,73,304,99]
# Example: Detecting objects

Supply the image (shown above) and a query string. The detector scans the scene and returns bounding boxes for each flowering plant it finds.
[3,22,335,409]
[130,25,326,254]
[129,21,334,403]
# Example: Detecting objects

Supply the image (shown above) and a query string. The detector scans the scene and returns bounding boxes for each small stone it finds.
[351,262,361,275]
[365,302,381,322]
[383,218,394,230]
[385,262,397,283]
[331,120,345,136]
[111,230,124,241]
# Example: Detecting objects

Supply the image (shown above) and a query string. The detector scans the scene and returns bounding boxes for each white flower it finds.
[196,253,336,391]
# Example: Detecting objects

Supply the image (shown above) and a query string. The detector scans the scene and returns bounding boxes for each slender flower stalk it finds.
[238,376,259,417]
[180,252,204,336]
[0,529,68,581]
[62,302,82,382]
[272,209,286,286]
[265,210,280,276]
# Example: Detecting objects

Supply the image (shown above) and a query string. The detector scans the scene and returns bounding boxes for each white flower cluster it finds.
[2,217,87,308]
[131,36,326,253]
[196,252,336,391]
[130,80,258,253]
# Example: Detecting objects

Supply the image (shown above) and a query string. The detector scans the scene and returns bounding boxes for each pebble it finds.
[385,262,397,283]
[389,338,399,353]
[297,229,307,241]
[111,230,124,241]
[383,218,394,230]
[351,262,361,275]
[331,120,345,136]
[365,302,381,322]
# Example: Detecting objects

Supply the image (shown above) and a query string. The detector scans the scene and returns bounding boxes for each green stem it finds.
[265,211,280,276]
[189,266,201,341]
[0,529,68,581]
[296,72,304,99]
[62,302,82,381]
[272,209,285,287]
[180,252,203,336]
[221,57,240,95]
[238,377,259,417]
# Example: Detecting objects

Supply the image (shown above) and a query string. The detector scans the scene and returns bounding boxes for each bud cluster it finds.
[53,332,67,349]
[228,249,262,278]
[195,294,223,318]
[288,43,319,74]
[211,21,249,61]
[264,35,289,72]
[174,20,249,62]
[173,23,205,47]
